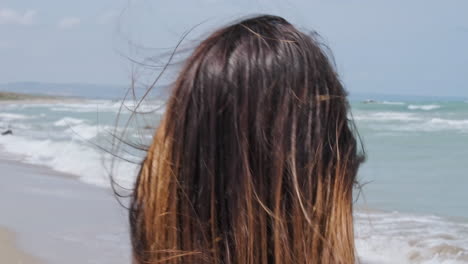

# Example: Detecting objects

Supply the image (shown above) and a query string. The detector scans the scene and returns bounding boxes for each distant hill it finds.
[0,91,59,101]
[2,82,464,102]
[0,82,128,99]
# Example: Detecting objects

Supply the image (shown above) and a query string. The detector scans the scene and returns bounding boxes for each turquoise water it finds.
[0,100,161,188]
[351,101,468,219]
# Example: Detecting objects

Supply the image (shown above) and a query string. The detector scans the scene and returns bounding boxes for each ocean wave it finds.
[64,123,102,140]
[372,118,468,133]
[0,135,139,189]
[355,209,468,264]
[4,99,166,116]
[0,113,31,121]
[54,117,85,127]
[382,101,406,105]
[408,104,441,111]
[50,106,113,113]
[352,112,422,122]
[0,122,31,130]
[427,118,468,131]
[48,117,104,140]
[1,103,150,186]
[49,100,166,114]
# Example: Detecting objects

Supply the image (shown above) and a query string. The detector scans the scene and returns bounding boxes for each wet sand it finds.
[0,156,131,264]
[0,226,43,264]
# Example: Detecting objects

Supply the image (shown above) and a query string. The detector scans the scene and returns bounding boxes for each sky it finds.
[1,0,467,97]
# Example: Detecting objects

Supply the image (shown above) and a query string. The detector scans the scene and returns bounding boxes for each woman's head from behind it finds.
[130,14,363,264]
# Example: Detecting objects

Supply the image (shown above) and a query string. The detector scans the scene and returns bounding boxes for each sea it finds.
[1,96,467,263]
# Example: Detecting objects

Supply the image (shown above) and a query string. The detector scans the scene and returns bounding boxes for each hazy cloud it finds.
[0,40,10,49]
[96,10,119,25]
[456,26,468,33]
[58,17,81,29]
[0,8,36,25]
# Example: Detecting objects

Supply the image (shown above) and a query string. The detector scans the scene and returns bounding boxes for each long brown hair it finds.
[130,14,364,264]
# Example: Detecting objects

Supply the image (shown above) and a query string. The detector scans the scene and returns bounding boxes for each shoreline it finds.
[0,156,131,264]
[0,226,43,264]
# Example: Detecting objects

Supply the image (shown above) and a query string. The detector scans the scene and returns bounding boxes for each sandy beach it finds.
[0,226,43,264]
[0,154,131,264]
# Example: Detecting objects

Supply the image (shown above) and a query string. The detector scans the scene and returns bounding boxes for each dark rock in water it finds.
[1,129,12,135]
[361,99,377,104]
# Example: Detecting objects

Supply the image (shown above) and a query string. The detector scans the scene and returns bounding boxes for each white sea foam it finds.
[65,124,101,140]
[53,117,106,140]
[382,101,406,105]
[54,117,85,127]
[0,99,144,187]
[353,112,422,122]
[419,118,468,133]
[355,210,468,264]
[429,118,468,128]
[50,106,110,113]
[0,135,139,189]
[48,100,166,114]
[408,104,441,111]
[375,118,468,133]
[0,113,30,120]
